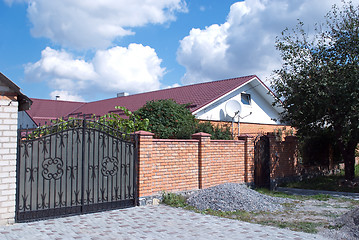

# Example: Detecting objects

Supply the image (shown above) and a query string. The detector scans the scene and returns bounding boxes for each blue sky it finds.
[0,0,355,102]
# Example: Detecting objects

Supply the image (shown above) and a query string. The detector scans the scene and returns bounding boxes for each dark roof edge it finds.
[0,72,32,111]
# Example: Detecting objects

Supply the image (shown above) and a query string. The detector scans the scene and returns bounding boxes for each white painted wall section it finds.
[194,79,283,125]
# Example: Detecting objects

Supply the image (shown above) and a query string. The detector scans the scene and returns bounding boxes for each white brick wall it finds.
[0,99,18,225]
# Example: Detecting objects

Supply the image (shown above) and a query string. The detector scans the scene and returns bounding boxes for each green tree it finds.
[135,99,197,139]
[272,1,359,180]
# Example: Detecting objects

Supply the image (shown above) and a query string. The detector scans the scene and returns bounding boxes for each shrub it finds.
[136,99,233,139]
[195,121,232,140]
[135,99,197,139]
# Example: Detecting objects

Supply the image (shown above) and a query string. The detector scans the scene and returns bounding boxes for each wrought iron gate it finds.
[254,135,270,189]
[16,119,138,222]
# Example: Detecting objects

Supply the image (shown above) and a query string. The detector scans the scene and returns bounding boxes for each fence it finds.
[136,131,255,197]
[136,131,301,197]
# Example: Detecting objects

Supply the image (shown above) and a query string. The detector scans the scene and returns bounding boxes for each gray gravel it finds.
[186,183,291,212]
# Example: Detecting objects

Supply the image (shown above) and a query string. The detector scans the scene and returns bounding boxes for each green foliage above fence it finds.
[26,101,232,140]
[135,99,232,140]
[135,99,196,139]
[195,121,232,140]
[25,106,149,139]
[99,106,149,133]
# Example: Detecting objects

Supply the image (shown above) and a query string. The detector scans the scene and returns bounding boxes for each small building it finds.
[24,75,288,136]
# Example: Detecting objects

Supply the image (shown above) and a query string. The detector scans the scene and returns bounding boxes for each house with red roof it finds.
[21,75,288,136]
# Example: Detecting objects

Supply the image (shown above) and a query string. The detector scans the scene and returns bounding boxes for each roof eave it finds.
[192,76,258,115]
[0,72,32,111]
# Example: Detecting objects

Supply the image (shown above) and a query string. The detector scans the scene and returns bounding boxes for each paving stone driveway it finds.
[0,205,326,240]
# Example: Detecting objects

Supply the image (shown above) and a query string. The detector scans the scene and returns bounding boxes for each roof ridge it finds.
[88,75,257,104]
[29,97,85,103]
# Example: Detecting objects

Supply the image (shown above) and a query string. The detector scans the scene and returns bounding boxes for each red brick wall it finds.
[137,131,299,197]
[151,139,199,194]
[268,135,300,179]
[137,131,255,197]
[197,138,253,189]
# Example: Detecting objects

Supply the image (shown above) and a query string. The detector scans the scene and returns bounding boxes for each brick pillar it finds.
[0,96,18,225]
[192,132,211,189]
[238,135,255,183]
[135,131,154,197]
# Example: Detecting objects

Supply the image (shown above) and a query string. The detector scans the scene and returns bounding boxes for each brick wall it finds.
[136,131,255,197]
[0,94,18,225]
[268,135,300,179]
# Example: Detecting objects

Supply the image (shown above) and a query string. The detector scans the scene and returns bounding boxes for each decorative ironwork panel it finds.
[16,119,138,222]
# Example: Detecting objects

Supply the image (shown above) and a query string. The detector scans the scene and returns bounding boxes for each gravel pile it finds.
[332,207,359,240]
[186,183,291,212]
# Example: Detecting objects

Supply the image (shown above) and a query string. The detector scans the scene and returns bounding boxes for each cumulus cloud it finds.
[25,0,187,49]
[92,44,164,94]
[177,0,351,84]
[50,90,85,102]
[25,44,165,100]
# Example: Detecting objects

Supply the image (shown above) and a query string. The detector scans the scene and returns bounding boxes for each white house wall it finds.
[195,81,282,125]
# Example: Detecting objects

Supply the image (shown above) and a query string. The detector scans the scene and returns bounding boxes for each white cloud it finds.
[25,44,165,101]
[25,0,187,49]
[25,47,97,82]
[50,90,85,102]
[177,23,230,83]
[164,83,181,89]
[92,44,164,94]
[177,0,354,84]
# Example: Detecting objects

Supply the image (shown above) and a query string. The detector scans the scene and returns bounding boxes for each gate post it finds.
[0,97,18,225]
[239,135,255,184]
[135,131,154,197]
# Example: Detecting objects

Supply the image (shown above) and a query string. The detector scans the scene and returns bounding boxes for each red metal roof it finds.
[26,98,85,126]
[27,75,257,125]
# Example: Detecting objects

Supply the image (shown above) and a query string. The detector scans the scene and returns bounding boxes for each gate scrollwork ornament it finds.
[42,157,64,180]
[101,157,119,176]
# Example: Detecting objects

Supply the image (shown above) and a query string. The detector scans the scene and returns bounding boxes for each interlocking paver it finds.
[0,205,327,240]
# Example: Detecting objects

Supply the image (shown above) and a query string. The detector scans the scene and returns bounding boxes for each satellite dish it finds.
[225,100,241,118]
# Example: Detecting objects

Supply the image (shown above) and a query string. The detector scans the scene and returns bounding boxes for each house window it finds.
[241,93,251,105]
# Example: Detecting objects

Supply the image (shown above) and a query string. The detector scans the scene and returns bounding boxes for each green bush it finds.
[135,99,233,139]
[135,99,196,139]
[195,121,232,140]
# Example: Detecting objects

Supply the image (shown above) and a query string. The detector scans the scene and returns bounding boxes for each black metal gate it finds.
[16,119,138,222]
[254,135,270,189]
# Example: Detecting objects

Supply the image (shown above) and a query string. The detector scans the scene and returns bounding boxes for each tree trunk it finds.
[341,141,357,181]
